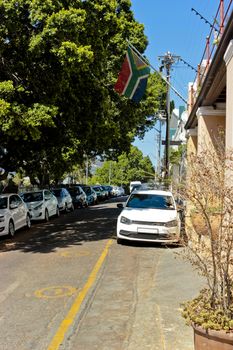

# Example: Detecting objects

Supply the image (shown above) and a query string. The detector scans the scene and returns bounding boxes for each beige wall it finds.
[187,134,197,157]
[197,112,225,154]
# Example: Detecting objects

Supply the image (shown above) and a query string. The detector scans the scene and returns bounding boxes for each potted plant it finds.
[179,145,233,349]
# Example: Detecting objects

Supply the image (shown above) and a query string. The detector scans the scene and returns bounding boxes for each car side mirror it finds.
[117,203,124,208]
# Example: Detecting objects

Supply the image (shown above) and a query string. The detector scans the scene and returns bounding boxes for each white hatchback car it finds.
[20,190,59,221]
[0,193,31,237]
[117,189,181,244]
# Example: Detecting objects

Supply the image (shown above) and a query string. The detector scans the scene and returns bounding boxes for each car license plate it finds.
[137,227,159,234]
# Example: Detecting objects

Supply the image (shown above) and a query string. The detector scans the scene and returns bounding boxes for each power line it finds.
[191,7,219,32]
[126,40,188,105]
[178,57,203,76]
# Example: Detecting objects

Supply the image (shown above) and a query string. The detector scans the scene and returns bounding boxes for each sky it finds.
[130,0,221,167]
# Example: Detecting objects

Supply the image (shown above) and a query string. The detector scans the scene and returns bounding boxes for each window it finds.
[0,197,7,209]
[9,195,22,207]
[22,192,43,202]
[126,194,175,210]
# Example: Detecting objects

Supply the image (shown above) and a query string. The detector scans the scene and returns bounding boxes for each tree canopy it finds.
[0,0,166,183]
[90,145,155,189]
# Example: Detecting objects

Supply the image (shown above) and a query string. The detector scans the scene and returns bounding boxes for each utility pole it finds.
[158,52,180,182]
[154,110,166,179]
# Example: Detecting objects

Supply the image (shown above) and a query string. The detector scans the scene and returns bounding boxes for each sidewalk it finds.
[119,246,205,350]
[67,243,205,350]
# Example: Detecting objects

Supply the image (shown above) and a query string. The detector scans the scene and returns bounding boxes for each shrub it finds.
[179,144,233,330]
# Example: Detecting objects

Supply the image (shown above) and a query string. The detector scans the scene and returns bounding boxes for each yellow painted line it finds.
[156,303,166,350]
[47,239,113,350]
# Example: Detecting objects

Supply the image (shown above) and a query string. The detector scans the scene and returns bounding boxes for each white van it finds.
[130,181,142,192]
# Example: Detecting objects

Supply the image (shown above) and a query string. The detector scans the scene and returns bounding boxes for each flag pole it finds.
[126,40,188,106]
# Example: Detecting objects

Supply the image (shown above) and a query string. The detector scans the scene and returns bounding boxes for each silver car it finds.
[51,188,74,212]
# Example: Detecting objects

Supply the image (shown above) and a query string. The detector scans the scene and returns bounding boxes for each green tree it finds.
[170,144,186,166]
[0,0,166,184]
[91,146,155,189]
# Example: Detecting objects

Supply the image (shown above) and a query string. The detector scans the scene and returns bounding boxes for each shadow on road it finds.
[0,200,123,255]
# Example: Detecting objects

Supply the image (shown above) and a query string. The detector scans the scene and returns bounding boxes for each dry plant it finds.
[179,144,233,331]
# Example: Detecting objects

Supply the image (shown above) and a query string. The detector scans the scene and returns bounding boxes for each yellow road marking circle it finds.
[35,286,77,299]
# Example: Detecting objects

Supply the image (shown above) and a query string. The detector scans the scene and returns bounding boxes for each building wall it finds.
[197,109,225,154]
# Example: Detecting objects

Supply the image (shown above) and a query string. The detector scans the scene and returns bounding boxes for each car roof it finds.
[131,189,174,196]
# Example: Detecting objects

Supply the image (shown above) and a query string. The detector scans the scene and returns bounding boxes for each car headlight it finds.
[165,219,178,227]
[34,203,43,210]
[120,216,131,225]
[0,215,5,222]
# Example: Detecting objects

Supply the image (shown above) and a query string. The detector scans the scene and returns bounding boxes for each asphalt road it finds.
[0,197,204,350]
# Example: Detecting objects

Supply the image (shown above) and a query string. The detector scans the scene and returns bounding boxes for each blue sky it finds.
[131,0,221,166]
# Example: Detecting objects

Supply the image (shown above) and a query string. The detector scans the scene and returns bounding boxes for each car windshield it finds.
[68,189,78,195]
[126,193,175,210]
[83,187,91,195]
[22,192,43,202]
[0,197,7,209]
[52,189,62,197]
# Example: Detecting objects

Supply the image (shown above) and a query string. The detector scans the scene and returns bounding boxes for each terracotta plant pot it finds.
[193,324,233,350]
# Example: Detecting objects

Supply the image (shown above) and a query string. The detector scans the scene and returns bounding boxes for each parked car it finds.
[20,190,59,221]
[116,189,181,244]
[81,186,98,206]
[51,188,74,212]
[112,186,125,197]
[67,186,88,208]
[0,193,31,237]
[130,181,142,192]
[101,185,113,198]
[92,185,106,201]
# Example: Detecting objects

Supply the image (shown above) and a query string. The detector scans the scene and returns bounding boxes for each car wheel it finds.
[56,206,60,217]
[26,214,31,229]
[44,209,49,222]
[117,238,124,245]
[70,203,74,212]
[8,220,15,237]
[64,203,69,213]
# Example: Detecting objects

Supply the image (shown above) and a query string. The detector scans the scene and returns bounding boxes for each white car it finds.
[51,188,74,212]
[112,186,125,197]
[117,189,181,244]
[0,193,31,237]
[20,190,59,221]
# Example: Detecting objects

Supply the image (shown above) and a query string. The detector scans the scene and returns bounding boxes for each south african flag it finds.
[114,46,150,103]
